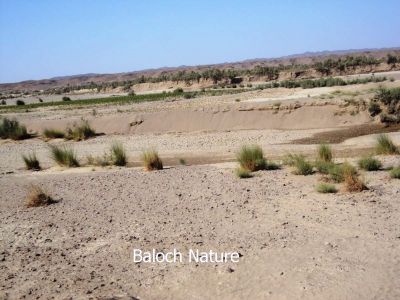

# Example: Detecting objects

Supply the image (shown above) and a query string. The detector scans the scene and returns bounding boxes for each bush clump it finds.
[141,150,163,171]
[390,167,400,179]
[111,142,127,166]
[375,134,399,155]
[16,100,25,105]
[317,143,333,162]
[237,145,266,171]
[344,171,367,192]
[314,160,335,174]
[65,120,96,141]
[22,153,41,171]
[0,117,30,140]
[358,156,382,171]
[50,145,79,167]
[25,185,54,207]
[328,162,357,183]
[284,154,313,175]
[43,128,65,139]
[316,183,337,193]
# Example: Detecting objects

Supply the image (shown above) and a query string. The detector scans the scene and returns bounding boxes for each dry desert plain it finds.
[1,75,400,299]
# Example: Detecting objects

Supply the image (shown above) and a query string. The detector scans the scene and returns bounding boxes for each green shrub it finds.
[358,156,382,171]
[317,144,333,162]
[65,120,96,141]
[111,142,127,166]
[390,167,400,179]
[62,96,71,101]
[178,158,186,165]
[314,160,335,174]
[375,134,399,155]
[235,167,253,178]
[49,145,79,167]
[329,162,357,183]
[141,150,163,171]
[22,153,41,171]
[0,117,30,140]
[293,157,313,175]
[237,145,266,171]
[283,153,304,166]
[316,183,337,193]
[284,154,313,175]
[43,128,65,139]
[16,100,25,105]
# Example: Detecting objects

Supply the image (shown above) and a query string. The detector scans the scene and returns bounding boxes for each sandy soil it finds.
[1,157,400,299]
[1,76,400,299]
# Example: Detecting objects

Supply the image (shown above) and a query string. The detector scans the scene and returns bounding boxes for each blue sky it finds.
[0,0,399,83]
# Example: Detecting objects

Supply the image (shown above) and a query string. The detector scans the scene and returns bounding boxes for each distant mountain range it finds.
[1,47,399,92]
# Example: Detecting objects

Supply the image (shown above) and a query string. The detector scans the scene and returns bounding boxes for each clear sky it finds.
[0,0,399,83]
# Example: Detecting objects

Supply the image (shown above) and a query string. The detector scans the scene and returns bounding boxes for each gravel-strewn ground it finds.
[1,161,400,299]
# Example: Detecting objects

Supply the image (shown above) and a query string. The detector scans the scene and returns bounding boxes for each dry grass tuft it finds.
[375,134,399,155]
[343,168,367,192]
[237,145,266,171]
[141,150,163,171]
[25,185,54,207]
[358,156,382,171]
[317,143,333,162]
[111,142,127,166]
[65,120,96,141]
[49,145,79,167]
[316,183,337,193]
[43,128,65,139]
[22,152,41,171]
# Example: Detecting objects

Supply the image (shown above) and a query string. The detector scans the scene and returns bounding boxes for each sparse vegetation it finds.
[178,158,186,165]
[65,120,96,141]
[111,142,127,166]
[22,153,41,171]
[0,117,30,140]
[43,128,65,139]
[375,134,399,155]
[316,183,337,193]
[284,154,313,175]
[344,170,367,192]
[314,160,335,174]
[390,167,400,179]
[372,87,400,123]
[237,145,266,172]
[328,162,357,183]
[235,167,253,178]
[317,143,333,162]
[86,153,112,167]
[358,156,382,171]
[25,185,54,207]
[141,150,163,171]
[49,145,79,167]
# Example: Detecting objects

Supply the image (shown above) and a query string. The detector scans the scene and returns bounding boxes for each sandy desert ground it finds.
[1,76,400,299]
